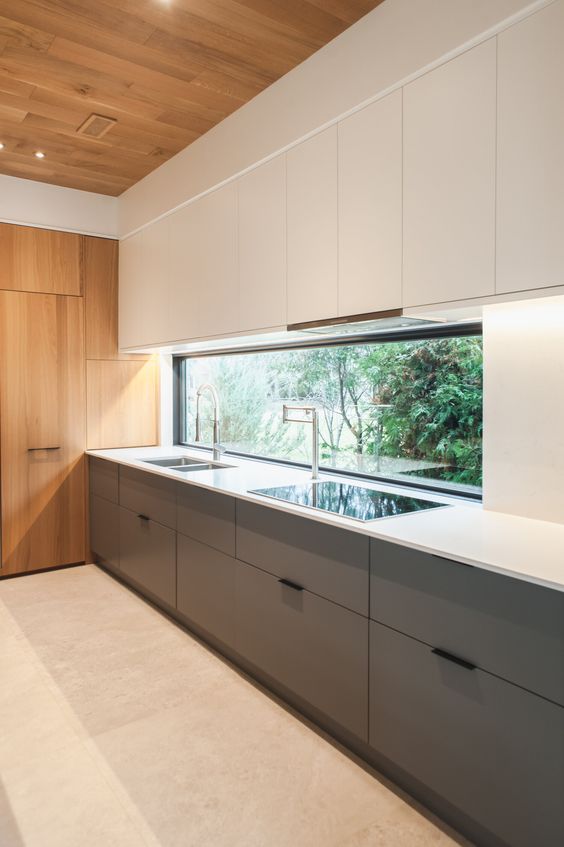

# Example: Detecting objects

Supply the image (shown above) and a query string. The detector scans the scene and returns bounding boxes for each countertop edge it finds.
[86,448,564,594]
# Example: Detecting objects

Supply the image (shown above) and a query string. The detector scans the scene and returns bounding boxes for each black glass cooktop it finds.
[250,481,447,522]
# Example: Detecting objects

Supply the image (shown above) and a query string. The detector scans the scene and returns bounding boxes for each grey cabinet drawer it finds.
[177,533,236,647]
[119,466,176,530]
[177,485,235,556]
[119,507,176,607]
[89,457,118,503]
[235,559,368,740]
[370,539,564,706]
[236,501,369,615]
[90,494,119,568]
[369,621,564,847]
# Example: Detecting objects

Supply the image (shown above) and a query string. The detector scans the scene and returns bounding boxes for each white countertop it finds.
[87,445,564,594]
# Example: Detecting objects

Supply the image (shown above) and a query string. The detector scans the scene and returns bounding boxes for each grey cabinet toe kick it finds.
[88,456,564,847]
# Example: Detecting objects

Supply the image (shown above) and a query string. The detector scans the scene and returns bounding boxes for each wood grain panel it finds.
[0,291,86,574]
[86,359,158,449]
[0,0,384,195]
[0,222,82,295]
[83,235,149,360]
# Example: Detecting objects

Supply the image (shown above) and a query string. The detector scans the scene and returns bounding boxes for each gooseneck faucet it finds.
[283,404,319,480]
[195,383,224,461]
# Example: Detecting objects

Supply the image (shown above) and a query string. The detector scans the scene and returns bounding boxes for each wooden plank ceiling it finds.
[0,0,384,196]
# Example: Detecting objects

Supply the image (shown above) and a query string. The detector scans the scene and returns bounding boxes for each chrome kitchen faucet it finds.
[282,404,319,480]
[195,383,225,461]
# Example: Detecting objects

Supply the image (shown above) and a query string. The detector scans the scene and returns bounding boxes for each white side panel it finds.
[483,296,564,525]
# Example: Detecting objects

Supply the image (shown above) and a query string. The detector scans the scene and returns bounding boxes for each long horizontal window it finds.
[176,328,483,497]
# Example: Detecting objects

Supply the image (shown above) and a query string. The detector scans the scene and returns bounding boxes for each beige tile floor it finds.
[0,565,472,847]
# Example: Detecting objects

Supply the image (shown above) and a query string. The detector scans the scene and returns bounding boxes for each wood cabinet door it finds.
[0,223,82,296]
[0,291,86,574]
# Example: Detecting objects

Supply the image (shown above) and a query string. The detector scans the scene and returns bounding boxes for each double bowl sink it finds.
[143,456,234,473]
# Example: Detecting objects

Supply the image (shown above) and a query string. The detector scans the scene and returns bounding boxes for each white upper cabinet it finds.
[238,156,286,331]
[168,202,202,344]
[403,39,497,307]
[169,184,238,342]
[497,1,564,294]
[338,90,402,317]
[287,126,338,325]
[119,217,170,350]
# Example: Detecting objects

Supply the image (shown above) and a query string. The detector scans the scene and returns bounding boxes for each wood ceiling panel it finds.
[0,0,385,195]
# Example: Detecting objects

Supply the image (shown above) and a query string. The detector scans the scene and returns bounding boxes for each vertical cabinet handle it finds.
[431,647,476,671]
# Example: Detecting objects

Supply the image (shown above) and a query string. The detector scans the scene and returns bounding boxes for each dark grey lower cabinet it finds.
[177,533,236,648]
[235,559,368,741]
[90,494,120,568]
[369,621,564,847]
[119,507,176,608]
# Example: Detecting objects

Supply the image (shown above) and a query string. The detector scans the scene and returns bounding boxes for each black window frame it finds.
[173,321,483,501]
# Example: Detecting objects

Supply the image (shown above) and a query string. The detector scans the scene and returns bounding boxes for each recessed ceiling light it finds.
[34,151,45,159]
[0,142,4,150]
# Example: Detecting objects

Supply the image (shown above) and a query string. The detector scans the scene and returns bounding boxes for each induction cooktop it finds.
[249,481,447,522]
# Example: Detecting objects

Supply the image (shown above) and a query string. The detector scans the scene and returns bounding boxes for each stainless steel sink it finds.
[142,457,233,472]
[143,457,207,468]
[172,463,232,472]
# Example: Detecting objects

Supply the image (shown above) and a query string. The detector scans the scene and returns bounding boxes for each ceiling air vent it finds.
[76,113,117,139]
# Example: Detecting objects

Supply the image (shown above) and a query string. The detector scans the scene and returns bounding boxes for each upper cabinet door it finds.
[338,91,402,317]
[403,40,497,307]
[0,223,82,296]
[287,127,338,325]
[238,157,286,332]
[497,2,564,294]
[170,184,238,342]
[118,217,170,350]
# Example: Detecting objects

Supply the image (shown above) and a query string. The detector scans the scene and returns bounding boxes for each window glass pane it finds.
[180,335,482,495]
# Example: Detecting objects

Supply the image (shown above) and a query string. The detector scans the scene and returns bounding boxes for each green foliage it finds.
[186,335,483,490]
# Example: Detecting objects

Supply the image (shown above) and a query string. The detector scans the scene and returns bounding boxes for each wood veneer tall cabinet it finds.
[0,291,86,575]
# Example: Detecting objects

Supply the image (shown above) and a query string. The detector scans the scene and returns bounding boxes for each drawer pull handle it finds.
[278,578,304,592]
[28,446,61,452]
[137,514,150,522]
[432,647,476,671]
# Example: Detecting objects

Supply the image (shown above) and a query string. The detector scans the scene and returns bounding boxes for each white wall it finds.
[0,174,118,238]
[118,0,550,237]
[483,296,564,524]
